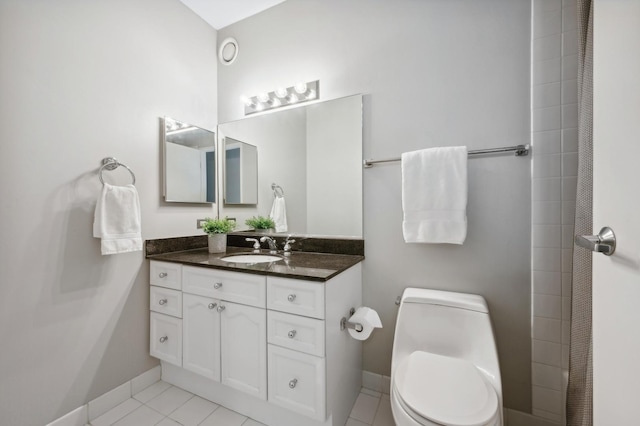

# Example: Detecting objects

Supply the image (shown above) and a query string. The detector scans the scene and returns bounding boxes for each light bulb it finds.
[256,103,264,111]
[257,93,270,103]
[294,82,307,94]
[240,95,254,107]
[288,93,299,103]
[275,87,288,98]
[272,98,281,107]
[306,89,317,100]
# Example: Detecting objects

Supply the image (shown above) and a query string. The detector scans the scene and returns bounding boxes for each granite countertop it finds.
[147,246,364,282]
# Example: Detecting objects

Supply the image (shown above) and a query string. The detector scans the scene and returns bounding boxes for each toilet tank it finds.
[391,288,502,395]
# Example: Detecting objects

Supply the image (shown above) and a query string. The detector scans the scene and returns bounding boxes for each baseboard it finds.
[361,370,390,395]
[46,366,161,426]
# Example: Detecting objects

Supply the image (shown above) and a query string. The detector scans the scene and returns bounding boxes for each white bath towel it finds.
[401,146,468,244]
[93,183,142,255]
[269,196,288,232]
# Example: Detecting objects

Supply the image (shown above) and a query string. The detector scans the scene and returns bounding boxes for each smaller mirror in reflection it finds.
[163,117,216,203]
[224,137,258,204]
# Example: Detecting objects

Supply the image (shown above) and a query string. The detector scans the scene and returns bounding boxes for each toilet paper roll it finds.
[347,307,382,341]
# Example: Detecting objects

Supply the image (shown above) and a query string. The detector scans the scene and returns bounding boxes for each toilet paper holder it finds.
[340,308,364,332]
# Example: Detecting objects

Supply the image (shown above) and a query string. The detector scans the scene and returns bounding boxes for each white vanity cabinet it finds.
[150,259,362,426]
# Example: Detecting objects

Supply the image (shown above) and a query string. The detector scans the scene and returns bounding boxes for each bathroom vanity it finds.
[146,238,364,426]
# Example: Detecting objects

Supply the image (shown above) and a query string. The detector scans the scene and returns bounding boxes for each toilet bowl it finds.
[390,288,503,426]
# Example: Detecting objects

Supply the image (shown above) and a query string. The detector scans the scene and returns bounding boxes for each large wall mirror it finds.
[163,117,216,203]
[218,94,363,238]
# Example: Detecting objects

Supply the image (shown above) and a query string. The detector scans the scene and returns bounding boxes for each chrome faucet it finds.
[283,236,296,256]
[245,238,261,252]
[260,236,278,253]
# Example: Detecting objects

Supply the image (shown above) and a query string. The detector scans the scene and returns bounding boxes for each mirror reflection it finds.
[163,117,216,203]
[224,137,258,204]
[218,94,363,238]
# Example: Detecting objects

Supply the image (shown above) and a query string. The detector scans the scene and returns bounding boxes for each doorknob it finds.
[575,226,616,256]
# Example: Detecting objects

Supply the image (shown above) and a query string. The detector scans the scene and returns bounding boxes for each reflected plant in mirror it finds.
[163,117,216,203]
[218,94,363,238]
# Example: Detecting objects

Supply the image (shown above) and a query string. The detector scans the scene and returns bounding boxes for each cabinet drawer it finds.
[268,311,325,357]
[150,286,182,318]
[150,312,182,366]
[267,277,324,319]
[150,261,182,290]
[268,345,326,421]
[183,266,266,308]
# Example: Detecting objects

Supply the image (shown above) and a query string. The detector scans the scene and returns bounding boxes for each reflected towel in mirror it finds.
[269,196,288,232]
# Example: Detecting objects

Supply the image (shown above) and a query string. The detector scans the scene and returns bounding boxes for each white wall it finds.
[218,0,532,411]
[0,1,218,424]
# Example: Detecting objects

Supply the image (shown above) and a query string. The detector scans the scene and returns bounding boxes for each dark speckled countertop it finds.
[147,246,364,282]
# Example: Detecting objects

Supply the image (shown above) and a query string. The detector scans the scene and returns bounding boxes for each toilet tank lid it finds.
[401,288,488,313]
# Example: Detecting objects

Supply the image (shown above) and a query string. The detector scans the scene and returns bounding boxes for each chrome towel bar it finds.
[363,144,530,168]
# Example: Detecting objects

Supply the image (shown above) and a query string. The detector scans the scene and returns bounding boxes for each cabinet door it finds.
[268,344,326,420]
[220,302,267,400]
[150,312,182,366]
[182,293,221,381]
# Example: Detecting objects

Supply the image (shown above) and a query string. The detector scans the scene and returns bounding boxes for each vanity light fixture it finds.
[241,80,319,115]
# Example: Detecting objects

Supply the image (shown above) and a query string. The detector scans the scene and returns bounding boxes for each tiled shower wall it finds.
[531,0,578,424]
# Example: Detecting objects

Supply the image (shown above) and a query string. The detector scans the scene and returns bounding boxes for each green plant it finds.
[245,215,275,230]
[202,217,236,235]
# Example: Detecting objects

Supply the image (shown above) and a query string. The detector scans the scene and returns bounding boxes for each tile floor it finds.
[89,380,394,426]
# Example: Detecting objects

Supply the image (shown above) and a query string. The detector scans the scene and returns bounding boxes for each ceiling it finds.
[178,0,287,30]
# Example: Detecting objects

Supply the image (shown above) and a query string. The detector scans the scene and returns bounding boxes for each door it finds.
[592,1,640,423]
[182,293,221,381]
[220,301,267,400]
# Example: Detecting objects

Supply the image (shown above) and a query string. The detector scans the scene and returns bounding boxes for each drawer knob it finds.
[158,299,167,306]
[159,336,168,343]
[159,272,168,278]
[217,305,226,313]
[287,294,296,302]
[208,303,217,310]
[289,379,298,389]
[214,282,223,289]
[288,330,297,338]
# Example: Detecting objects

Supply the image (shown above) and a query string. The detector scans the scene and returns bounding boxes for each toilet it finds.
[390,288,503,426]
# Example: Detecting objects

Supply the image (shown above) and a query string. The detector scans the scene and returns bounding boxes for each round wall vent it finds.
[218,37,239,66]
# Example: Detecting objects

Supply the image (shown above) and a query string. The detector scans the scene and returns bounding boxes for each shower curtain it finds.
[567,1,594,425]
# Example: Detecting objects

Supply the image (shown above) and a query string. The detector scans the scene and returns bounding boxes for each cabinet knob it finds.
[159,272,168,278]
[214,282,223,289]
[287,330,297,338]
[287,294,296,302]
[159,336,168,343]
[217,305,226,313]
[289,379,298,389]
[208,303,217,310]
[158,299,167,306]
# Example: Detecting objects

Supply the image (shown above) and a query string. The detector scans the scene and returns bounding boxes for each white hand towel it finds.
[93,183,142,255]
[401,146,468,244]
[269,197,288,232]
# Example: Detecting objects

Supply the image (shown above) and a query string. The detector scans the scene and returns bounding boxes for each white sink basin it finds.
[220,254,282,264]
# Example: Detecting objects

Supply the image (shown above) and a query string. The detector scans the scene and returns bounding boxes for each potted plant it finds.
[245,215,275,233]
[202,217,236,253]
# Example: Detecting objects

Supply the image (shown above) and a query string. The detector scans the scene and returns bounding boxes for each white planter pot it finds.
[208,234,227,253]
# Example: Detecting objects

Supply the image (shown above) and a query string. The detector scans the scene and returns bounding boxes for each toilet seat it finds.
[393,351,499,426]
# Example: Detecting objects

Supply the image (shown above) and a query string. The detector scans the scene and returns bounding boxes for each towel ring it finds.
[99,157,136,185]
[271,183,284,198]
